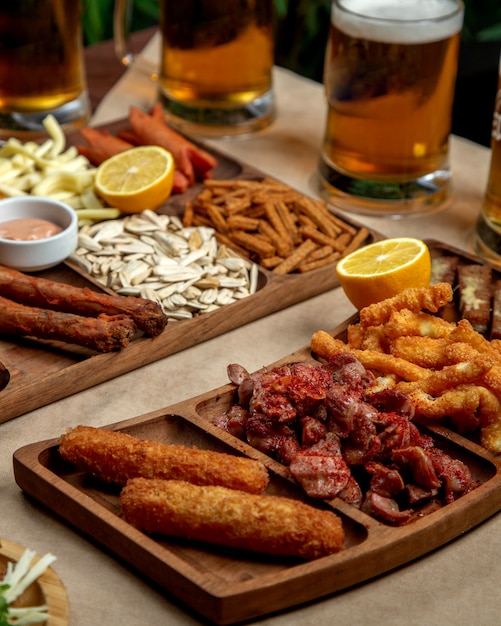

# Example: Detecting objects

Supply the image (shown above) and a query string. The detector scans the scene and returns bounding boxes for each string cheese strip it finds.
[0,114,119,224]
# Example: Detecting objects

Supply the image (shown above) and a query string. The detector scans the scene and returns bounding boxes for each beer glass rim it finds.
[334,0,464,26]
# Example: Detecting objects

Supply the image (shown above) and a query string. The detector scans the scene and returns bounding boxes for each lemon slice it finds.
[336,237,431,310]
[95,146,175,213]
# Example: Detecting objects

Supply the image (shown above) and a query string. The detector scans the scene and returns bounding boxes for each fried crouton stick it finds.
[120,478,345,559]
[0,265,167,336]
[0,296,136,352]
[59,425,270,494]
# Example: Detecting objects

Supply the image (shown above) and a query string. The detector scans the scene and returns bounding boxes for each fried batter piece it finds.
[311,282,501,455]
[120,478,345,560]
[448,319,501,361]
[59,425,269,494]
[347,322,389,351]
[478,386,501,453]
[311,331,429,381]
[359,282,453,327]
[400,385,482,433]
[390,336,453,369]
[396,354,496,397]
[384,309,454,340]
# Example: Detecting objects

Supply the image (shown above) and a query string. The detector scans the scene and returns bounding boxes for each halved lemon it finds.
[336,237,431,310]
[95,145,175,214]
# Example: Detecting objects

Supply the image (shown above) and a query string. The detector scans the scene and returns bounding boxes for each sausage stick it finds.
[0,296,136,352]
[120,478,345,560]
[59,425,270,494]
[149,101,217,178]
[0,265,167,336]
[81,127,190,193]
[77,128,134,166]
[128,104,217,183]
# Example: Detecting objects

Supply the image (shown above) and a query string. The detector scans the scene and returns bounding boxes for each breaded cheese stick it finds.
[120,478,345,560]
[59,425,269,494]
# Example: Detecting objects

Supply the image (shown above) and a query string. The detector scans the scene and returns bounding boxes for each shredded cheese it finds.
[0,114,121,226]
[0,548,56,625]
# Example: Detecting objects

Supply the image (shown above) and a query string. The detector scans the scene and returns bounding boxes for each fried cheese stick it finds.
[120,478,345,560]
[59,425,269,494]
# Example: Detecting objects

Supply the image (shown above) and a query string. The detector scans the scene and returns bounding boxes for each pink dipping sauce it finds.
[0,218,62,241]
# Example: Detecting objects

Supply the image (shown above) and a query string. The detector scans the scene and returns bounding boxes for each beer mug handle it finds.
[113,0,159,79]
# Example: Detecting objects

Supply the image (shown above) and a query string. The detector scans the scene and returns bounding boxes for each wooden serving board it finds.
[0,538,69,625]
[0,125,380,425]
[12,241,501,624]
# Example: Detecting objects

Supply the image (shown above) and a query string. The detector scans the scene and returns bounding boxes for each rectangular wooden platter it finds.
[12,240,501,624]
[0,122,380,424]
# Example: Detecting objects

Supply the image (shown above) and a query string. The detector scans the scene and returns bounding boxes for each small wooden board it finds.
[13,242,501,624]
[0,125,379,424]
[0,538,69,625]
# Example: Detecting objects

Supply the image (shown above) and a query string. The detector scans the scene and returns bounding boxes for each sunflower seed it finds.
[70,213,258,321]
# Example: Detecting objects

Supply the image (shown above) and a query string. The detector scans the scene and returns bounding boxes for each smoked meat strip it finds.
[0,295,136,352]
[0,265,167,336]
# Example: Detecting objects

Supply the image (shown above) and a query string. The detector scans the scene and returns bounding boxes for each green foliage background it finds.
[82,0,501,83]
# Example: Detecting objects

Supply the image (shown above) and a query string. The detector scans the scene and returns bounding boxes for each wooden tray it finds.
[13,241,501,624]
[0,124,380,425]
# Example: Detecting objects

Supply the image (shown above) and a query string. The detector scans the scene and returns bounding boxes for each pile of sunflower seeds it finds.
[69,210,259,320]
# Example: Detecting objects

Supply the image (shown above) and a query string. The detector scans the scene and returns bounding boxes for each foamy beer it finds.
[473,55,501,264]
[159,0,274,134]
[114,0,275,136]
[0,1,89,137]
[318,0,464,216]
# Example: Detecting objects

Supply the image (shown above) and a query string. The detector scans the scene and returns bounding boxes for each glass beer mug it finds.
[317,0,464,217]
[473,55,501,266]
[114,0,276,137]
[0,1,90,138]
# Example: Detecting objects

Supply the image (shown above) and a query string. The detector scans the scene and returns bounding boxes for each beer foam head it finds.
[333,0,464,43]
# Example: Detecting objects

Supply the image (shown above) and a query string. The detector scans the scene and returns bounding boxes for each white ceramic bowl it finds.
[0,196,78,271]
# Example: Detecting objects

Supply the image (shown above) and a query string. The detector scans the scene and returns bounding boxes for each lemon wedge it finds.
[95,145,175,213]
[336,237,431,310]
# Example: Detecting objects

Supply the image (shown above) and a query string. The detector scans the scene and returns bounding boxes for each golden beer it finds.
[0,0,88,133]
[473,57,501,263]
[318,0,464,216]
[158,0,275,135]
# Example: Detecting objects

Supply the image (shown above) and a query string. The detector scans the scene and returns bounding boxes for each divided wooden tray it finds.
[12,240,501,624]
[0,125,379,424]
